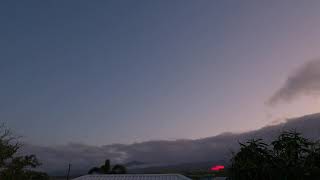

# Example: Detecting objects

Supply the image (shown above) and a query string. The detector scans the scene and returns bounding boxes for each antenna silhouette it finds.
[66,163,71,180]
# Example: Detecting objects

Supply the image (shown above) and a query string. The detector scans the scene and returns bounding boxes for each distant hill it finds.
[125,161,146,167]
[23,112,320,176]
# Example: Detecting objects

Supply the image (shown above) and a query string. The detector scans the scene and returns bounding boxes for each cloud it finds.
[268,59,320,105]
[20,143,128,175]
[21,138,233,176]
[19,113,320,176]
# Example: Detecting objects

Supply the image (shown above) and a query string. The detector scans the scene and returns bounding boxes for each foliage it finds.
[88,159,127,174]
[0,124,49,180]
[228,130,320,180]
[111,164,127,174]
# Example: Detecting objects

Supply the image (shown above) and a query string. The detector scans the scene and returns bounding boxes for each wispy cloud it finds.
[268,59,320,105]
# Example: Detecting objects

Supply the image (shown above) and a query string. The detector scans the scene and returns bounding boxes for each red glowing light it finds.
[211,165,225,171]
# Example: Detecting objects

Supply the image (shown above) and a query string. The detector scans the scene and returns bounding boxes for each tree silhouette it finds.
[88,159,126,174]
[100,160,111,174]
[0,124,49,180]
[229,139,272,180]
[228,130,320,180]
[304,140,320,178]
[271,131,312,179]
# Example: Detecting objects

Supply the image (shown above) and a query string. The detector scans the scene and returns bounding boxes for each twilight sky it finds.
[1,0,320,146]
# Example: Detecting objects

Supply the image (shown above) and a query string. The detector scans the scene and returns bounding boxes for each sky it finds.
[1,0,320,146]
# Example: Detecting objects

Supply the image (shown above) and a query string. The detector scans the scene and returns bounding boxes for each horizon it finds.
[22,112,320,176]
[1,0,320,146]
